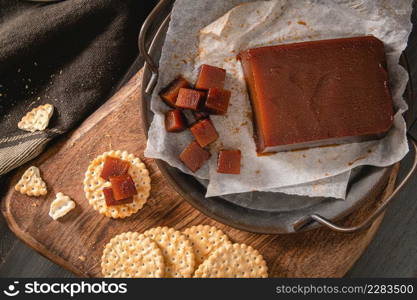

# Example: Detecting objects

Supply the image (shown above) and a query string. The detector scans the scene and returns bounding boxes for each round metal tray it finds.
[139,0,417,234]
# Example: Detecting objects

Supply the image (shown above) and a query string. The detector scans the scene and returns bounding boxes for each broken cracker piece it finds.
[18,103,54,132]
[49,192,76,220]
[15,166,48,196]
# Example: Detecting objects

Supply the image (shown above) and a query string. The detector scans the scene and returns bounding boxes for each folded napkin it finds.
[0,0,156,175]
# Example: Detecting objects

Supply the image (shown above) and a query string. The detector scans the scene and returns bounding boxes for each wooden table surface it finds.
[1,165,417,278]
[0,4,416,278]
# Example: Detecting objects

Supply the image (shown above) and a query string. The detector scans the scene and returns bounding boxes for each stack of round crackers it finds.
[101,225,268,278]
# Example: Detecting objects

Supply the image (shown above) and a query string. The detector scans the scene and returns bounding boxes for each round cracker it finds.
[101,232,164,278]
[144,226,195,278]
[83,150,151,218]
[183,225,230,265]
[193,243,268,278]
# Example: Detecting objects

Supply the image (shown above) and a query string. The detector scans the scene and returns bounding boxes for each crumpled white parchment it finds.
[145,0,412,199]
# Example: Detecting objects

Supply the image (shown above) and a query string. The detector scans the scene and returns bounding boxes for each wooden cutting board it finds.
[1,70,399,278]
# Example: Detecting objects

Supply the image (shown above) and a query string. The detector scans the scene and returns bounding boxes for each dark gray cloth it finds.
[0,0,156,175]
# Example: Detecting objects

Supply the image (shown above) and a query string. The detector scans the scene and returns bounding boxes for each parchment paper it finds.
[145,0,413,199]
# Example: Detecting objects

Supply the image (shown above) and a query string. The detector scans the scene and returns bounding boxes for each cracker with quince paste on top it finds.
[15,166,47,196]
[18,104,54,132]
[83,150,151,218]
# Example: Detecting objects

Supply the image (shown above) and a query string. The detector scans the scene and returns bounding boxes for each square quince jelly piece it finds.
[190,118,219,147]
[101,156,130,181]
[195,64,226,90]
[109,174,138,201]
[176,88,204,110]
[179,141,211,172]
[205,88,231,115]
[159,76,191,108]
[217,149,241,174]
[103,187,133,206]
[165,109,187,132]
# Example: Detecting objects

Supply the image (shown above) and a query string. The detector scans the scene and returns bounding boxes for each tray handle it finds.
[139,0,172,94]
[294,138,417,233]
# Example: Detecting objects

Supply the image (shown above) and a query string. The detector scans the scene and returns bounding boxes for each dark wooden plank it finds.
[344,2,417,278]
[0,234,74,278]
[347,159,417,277]
[0,215,19,265]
